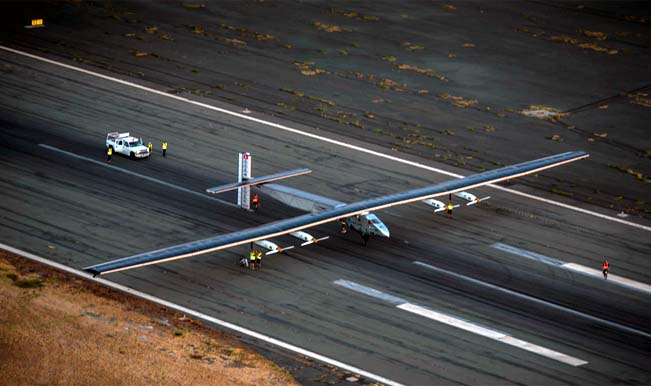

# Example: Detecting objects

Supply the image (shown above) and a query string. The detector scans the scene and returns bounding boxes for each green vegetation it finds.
[14,274,44,288]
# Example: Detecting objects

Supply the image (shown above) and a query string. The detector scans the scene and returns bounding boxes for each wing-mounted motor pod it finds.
[254,240,295,255]
[290,231,330,246]
[454,191,491,206]
[422,198,460,212]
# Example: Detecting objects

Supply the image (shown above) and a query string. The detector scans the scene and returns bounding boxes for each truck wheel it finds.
[130,152,135,160]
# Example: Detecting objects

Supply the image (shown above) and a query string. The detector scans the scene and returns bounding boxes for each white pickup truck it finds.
[106,132,150,159]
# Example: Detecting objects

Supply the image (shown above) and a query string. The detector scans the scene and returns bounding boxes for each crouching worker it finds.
[239,257,249,269]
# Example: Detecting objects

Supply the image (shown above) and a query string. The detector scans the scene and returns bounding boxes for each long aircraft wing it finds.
[84,151,588,275]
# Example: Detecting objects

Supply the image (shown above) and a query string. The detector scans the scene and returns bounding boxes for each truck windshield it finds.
[128,140,142,147]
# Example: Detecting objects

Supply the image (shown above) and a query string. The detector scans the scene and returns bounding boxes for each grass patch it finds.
[293,61,328,76]
[182,3,206,9]
[582,30,607,40]
[312,21,349,32]
[401,42,424,51]
[276,102,296,110]
[129,50,150,57]
[551,35,618,54]
[627,92,651,108]
[14,274,44,288]
[438,93,478,108]
[397,63,447,81]
[520,105,568,121]
[551,188,574,197]
[220,24,274,40]
[377,78,404,91]
[330,8,379,22]
[546,134,562,141]
[279,88,304,97]
[608,164,651,182]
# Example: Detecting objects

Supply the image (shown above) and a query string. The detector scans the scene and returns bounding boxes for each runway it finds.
[1,2,650,385]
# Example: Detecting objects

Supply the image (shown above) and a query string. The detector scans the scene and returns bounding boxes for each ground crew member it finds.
[249,250,256,270]
[147,141,153,155]
[339,219,348,234]
[446,201,454,218]
[602,259,609,280]
[107,146,113,163]
[256,249,263,269]
[252,193,260,210]
[162,140,168,157]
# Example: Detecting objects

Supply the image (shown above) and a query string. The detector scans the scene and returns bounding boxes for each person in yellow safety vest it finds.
[249,250,256,270]
[446,201,454,218]
[256,250,263,268]
[162,141,168,157]
[107,146,113,163]
[147,141,153,156]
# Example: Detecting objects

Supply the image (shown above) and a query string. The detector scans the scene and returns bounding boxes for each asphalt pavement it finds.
[1,2,650,385]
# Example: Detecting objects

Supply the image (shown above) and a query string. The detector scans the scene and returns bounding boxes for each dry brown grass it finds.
[520,105,568,121]
[582,30,607,40]
[438,93,478,108]
[550,35,618,54]
[400,42,424,51]
[312,21,349,33]
[0,253,297,386]
[293,61,328,76]
[628,92,651,108]
[397,63,447,81]
[220,24,274,41]
[377,78,404,91]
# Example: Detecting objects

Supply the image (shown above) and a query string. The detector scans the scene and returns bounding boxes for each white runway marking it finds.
[39,144,239,208]
[0,243,405,386]
[414,261,651,339]
[2,45,649,233]
[333,279,407,304]
[334,279,588,366]
[492,243,651,295]
[397,303,587,367]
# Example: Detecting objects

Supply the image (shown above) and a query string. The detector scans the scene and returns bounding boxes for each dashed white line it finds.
[0,243,405,386]
[492,243,651,295]
[397,303,587,367]
[39,144,239,208]
[2,45,649,232]
[333,279,588,366]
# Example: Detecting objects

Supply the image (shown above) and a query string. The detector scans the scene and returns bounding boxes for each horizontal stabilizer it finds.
[206,168,311,194]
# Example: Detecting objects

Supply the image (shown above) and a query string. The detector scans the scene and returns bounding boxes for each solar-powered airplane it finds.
[84,151,589,276]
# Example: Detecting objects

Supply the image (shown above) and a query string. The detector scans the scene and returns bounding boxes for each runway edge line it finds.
[0,243,405,386]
